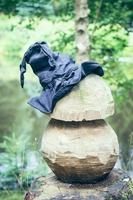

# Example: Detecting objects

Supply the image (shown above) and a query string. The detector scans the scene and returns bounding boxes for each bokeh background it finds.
[0,0,133,199]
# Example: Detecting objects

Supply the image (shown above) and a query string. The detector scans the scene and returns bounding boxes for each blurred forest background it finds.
[0,0,133,199]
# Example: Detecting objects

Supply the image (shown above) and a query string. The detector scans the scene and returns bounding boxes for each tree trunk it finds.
[24,169,133,200]
[75,0,90,63]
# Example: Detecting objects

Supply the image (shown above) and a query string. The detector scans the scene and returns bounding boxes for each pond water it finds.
[0,78,133,183]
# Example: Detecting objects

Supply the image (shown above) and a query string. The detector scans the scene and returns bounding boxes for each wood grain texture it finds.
[24,169,133,200]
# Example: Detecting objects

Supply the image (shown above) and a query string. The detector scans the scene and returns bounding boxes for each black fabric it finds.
[20,41,104,114]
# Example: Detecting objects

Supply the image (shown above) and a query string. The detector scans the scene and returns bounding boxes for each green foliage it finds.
[89,0,133,28]
[121,181,133,200]
[0,132,30,189]
[0,0,21,14]
[0,0,133,29]
[89,23,131,99]
[45,20,75,56]
[16,0,54,17]
[0,15,131,90]
[0,0,54,16]
[0,132,48,190]
[91,24,128,59]
[0,191,23,200]
[0,15,31,79]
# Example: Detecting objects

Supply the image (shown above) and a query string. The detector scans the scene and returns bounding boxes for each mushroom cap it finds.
[50,75,114,121]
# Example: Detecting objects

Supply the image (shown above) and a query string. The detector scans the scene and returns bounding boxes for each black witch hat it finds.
[20,41,104,113]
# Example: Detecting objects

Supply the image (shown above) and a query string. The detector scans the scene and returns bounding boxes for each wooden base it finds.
[24,169,133,200]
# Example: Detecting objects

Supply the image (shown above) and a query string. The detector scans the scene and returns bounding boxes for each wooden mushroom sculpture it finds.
[41,75,119,183]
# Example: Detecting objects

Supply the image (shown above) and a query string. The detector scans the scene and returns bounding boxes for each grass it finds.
[0,190,23,200]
